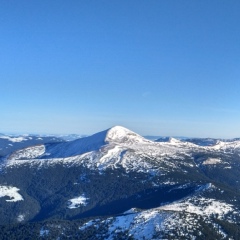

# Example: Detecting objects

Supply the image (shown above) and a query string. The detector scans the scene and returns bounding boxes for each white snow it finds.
[224,166,232,169]
[168,137,182,144]
[78,181,238,240]
[210,140,240,151]
[8,145,46,160]
[68,195,88,209]
[0,185,24,202]
[5,142,191,174]
[80,196,238,239]
[96,145,124,170]
[79,220,99,231]
[17,214,25,222]
[159,197,234,218]
[202,158,222,165]
[123,208,138,214]
[105,209,167,240]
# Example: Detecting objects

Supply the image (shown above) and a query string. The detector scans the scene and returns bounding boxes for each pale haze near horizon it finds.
[1,1,240,138]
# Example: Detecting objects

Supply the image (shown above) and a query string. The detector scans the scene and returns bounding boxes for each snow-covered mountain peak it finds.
[105,126,150,144]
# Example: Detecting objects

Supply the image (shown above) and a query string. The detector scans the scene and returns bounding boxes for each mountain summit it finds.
[8,126,150,160]
[105,126,150,144]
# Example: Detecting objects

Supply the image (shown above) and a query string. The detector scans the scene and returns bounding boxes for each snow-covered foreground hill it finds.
[0,126,240,239]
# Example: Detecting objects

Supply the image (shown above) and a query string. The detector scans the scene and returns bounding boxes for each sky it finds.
[1,0,240,138]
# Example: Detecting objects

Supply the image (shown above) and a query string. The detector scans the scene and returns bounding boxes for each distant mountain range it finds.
[0,126,240,239]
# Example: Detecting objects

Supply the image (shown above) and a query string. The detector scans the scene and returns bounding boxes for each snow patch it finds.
[202,158,222,165]
[224,166,232,169]
[0,185,24,202]
[17,214,25,222]
[68,195,88,209]
[79,220,98,231]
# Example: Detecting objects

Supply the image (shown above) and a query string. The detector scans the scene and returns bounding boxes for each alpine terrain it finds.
[0,126,240,239]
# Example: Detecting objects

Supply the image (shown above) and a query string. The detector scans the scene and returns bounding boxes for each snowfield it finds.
[0,185,24,202]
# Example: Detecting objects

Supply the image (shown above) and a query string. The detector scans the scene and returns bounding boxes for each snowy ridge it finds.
[209,139,240,151]
[5,126,194,173]
[5,144,192,174]
[8,145,45,160]
[4,125,240,173]
[42,126,151,159]
[106,209,167,240]
[159,197,234,217]
[6,126,152,161]
[80,194,238,240]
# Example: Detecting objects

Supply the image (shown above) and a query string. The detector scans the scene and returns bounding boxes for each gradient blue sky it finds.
[1,0,240,138]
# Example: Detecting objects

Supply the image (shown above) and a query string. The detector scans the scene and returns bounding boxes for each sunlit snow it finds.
[159,197,234,218]
[17,214,25,222]
[8,145,45,160]
[68,195,88,209]
[202,158,222,165]
[0,185,24,202]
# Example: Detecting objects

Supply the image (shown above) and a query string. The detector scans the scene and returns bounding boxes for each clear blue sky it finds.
[1,0,240,138]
